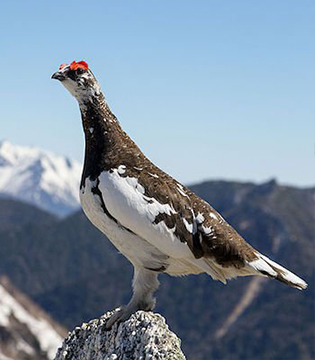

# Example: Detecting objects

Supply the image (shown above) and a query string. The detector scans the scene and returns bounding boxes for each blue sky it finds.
[0,0,314,186]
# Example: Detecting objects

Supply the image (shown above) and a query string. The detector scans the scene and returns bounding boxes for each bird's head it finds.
[51,61,101,104]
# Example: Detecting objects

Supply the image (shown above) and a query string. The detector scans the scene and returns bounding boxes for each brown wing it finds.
[192,203,258,268]
[145,174,258,269]
[118,155,258,268]
[147,177,258,269]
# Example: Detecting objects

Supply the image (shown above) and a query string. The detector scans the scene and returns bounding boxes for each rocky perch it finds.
[54,309,186,360]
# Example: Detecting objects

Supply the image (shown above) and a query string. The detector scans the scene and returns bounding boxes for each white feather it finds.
[80,177,168,270]
[259,254,307,289]
[97,168,193,259]
[248,253,307,290]
[247,256,278,276]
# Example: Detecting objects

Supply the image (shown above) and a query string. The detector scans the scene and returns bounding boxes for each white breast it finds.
[97,169,193,259]
[80,177,170,270]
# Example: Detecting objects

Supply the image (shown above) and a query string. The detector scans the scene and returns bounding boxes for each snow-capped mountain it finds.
[0,276,66,360]
[0,140,81,217]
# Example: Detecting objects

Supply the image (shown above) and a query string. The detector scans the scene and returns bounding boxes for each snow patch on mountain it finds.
[0,140,81,217]
[0,277,66,360]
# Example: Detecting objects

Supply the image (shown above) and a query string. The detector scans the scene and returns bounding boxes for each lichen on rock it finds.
[54,309,186,360]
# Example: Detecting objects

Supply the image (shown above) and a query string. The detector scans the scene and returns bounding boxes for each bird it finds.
[52,60,307,328]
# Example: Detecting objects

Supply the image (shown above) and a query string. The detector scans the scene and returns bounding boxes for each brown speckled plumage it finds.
[52,61,307,328]
[80,93,257,269]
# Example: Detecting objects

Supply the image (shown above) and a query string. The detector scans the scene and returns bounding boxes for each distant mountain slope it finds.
[0,180,314,360]
[0,276,66,360]
[0,198,57,232]
[0,141,81,217]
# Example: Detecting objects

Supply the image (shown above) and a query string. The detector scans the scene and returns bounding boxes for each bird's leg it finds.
[105,266,160,329]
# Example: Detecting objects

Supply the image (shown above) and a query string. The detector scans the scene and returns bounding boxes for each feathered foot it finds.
[105,267,159,329]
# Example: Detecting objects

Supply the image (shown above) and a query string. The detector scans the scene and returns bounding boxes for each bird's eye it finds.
[76,68,86,75]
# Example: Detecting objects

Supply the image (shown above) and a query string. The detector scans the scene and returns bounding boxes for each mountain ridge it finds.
[0,140,81,217]
[0,276,66,360]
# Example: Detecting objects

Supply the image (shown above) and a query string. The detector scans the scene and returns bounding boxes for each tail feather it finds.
[249,253,307,290]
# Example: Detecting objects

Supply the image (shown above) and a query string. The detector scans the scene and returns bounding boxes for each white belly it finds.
[97,169,193,259]
[80,175,201,276]
[80,178,168,270]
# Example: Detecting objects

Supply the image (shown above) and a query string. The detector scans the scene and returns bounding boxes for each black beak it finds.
[51,71,66,81]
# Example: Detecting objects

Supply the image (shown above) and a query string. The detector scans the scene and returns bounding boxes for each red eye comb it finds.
[70,61,89,71]
[59,63,68,70]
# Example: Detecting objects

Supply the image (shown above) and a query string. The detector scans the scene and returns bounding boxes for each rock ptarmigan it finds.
[52,61,307,328]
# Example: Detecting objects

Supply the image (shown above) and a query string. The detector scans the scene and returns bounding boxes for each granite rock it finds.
[54,309,186,360]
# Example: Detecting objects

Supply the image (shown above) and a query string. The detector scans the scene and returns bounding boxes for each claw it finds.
[105,307,125,330]
[105,299,156,330]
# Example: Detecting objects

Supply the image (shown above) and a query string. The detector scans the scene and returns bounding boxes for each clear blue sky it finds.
[1,0,314,187]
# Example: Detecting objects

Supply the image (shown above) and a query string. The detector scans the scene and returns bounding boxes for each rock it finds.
[54,309,186,360]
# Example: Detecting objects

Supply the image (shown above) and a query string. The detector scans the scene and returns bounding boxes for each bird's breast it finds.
[79,178,117,237]
[80,176,173,270]
[94,168,193,259]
